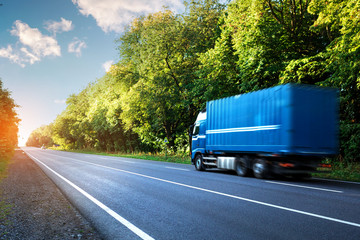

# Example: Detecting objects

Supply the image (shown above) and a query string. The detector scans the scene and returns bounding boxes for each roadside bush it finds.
[339,122,360,163]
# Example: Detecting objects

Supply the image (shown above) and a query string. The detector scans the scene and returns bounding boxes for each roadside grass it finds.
[0,199,11,229]
[115,153,191,164]
[49,147,360,182]
[0,156,12,228]
[313,162,360,182]
[50,147,192,165]
[0,158,8,180]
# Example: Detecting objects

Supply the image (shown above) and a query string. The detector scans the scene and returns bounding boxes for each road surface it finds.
[23,147,360,240]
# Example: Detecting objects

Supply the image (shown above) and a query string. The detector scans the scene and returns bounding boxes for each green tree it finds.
[52,87,93,149]
[0,79,19,159]
[200,0,328,95]
[86,75,141,152]
[311,0,360,122]
[26,124,54,147]
[116,1,224,151]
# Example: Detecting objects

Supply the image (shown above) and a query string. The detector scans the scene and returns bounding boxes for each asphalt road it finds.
[23,147,360,240]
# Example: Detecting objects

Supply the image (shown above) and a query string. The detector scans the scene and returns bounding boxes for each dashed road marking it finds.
[165,167,190,172]
[265,181,343,193]
[123,160,135,164]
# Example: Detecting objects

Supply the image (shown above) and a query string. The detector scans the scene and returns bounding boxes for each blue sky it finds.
[0,0,183,146]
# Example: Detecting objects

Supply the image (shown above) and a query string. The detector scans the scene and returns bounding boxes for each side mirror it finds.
[188,124,195,137]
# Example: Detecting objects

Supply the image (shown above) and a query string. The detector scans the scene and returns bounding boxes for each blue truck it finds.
[190,84,339,178]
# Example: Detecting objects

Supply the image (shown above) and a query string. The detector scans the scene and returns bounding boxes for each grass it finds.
[115,153,191,164]
[0,200,12,226]
[313,162,360,182]
[0,159,8,180]
[0,154,11,183]
[0,156,12,229]
[50,147,360,182]
[51,147,192,165]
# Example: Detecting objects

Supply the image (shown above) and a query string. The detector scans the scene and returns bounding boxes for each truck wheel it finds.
[194,154,205,171]
[252,158,268,179]
[236,157,249,177]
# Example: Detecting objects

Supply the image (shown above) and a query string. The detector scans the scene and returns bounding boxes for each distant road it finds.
[23,147,360,240]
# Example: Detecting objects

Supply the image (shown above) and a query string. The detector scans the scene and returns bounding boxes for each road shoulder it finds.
[0,149,102,240]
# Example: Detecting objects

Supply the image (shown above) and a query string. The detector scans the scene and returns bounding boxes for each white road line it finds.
[100,157,108,160]
[313,178,360,185]
[123,160,135,164]
[50,156,360,228]
[25,152,154,240]
[165,167,190,172]
[265,181,343,193]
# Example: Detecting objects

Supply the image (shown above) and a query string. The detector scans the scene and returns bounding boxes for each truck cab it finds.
[191,109,206,163]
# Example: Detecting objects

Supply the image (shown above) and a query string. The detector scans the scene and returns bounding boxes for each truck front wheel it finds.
[252,158,268,179]
[195,154,205,171]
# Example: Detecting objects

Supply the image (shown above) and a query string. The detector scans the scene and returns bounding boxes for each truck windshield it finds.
[193,125,200,135]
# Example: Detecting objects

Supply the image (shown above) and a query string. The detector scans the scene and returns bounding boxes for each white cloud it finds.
[20,47,40,64]
[0,20,61,67]
[68,38,87,57]
[0,45,24,67]
[102,60,114,72]
[72,0,184,33]
[45,18,74,35]
[11,20,61,57]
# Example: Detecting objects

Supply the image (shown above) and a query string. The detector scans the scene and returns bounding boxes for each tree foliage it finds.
[115,0,225,151]
[0,79,19,159]
[27,0,360,162]
[26,124,54,148]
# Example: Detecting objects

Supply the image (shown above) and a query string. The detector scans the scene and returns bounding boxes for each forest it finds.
[26,0,360,164]
[0,79,19,160]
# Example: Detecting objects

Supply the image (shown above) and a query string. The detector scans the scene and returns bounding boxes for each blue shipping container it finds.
[206,84,339,156]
